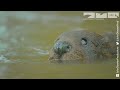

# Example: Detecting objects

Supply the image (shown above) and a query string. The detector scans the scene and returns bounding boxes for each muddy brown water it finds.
[0,11,119,79]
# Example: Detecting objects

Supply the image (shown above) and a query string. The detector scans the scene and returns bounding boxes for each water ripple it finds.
[0,55,11,63]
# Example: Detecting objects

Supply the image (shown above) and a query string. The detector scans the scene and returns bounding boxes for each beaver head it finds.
[48,30,112,63]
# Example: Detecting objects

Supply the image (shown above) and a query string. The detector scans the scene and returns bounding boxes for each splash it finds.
[0,55,11,63]
[32,47,49,55]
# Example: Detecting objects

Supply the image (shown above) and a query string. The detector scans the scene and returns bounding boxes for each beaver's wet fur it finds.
[49,30,117,63]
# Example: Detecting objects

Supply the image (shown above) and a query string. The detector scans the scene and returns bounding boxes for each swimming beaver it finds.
[48,30,117,63]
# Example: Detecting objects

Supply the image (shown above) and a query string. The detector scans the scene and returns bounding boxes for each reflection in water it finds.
[0,11,119,79]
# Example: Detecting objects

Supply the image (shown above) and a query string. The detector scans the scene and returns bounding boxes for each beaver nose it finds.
[54,41,71,56]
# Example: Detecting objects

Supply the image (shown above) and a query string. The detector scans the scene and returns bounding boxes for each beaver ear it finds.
[91,33,103,47]
[100,36,111,49]
[100,38,108,46]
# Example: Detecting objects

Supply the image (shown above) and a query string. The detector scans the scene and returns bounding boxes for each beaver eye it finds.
[81,38,87,45]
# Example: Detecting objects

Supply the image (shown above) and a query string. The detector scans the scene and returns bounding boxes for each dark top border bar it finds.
[0,0,119,11]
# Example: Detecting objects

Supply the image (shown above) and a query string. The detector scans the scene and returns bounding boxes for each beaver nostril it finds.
[54,41,71,56]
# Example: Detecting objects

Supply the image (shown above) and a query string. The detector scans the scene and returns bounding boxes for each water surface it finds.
[0,11,119,79]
